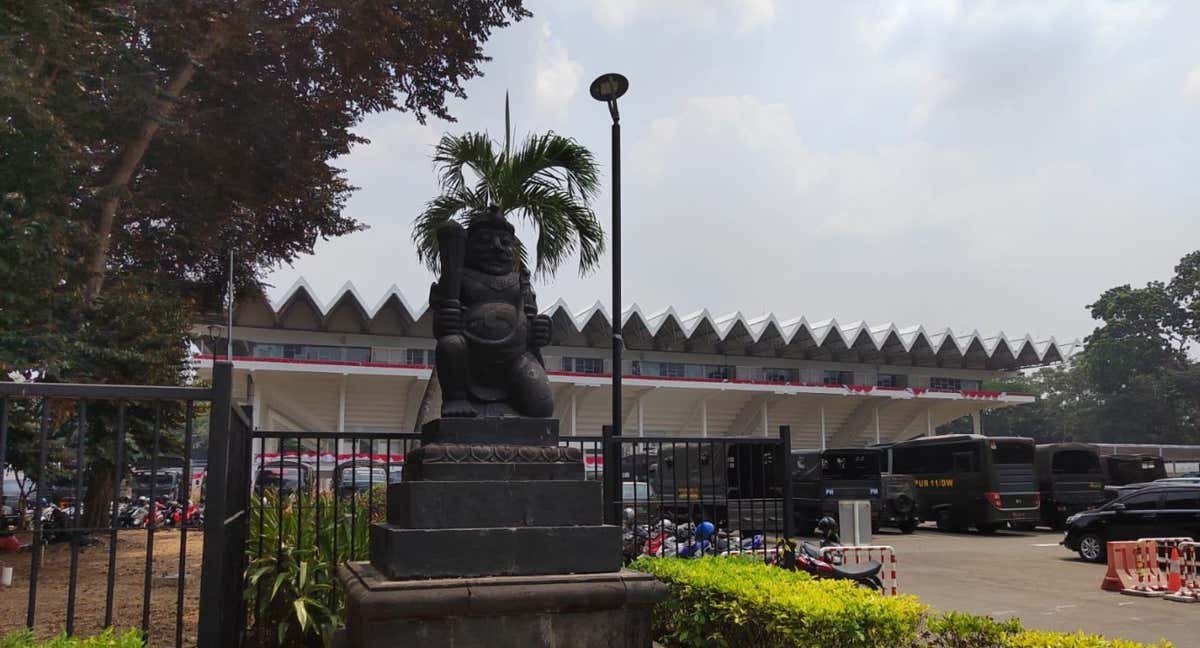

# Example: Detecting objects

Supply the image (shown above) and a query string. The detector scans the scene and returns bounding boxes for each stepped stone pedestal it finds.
[336,418,666,648]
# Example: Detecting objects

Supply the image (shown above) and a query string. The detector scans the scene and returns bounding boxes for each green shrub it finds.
[632,556,927,648]
[0,629,141,648]
[245,485,386,648]
[1005,631,1171,648]
[632,557,1172,648]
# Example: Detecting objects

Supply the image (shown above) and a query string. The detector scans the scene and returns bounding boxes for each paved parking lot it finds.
[875,526,1194,646]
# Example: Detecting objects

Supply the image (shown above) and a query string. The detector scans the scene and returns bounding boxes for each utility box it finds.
[838,500,872,546]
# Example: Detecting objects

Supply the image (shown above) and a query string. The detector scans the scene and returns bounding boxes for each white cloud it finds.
[533,22,583,120]
[585,0,776,33]
[1184,65,1200,103]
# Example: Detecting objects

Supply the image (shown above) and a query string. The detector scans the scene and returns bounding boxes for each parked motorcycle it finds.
[773,516,883,592]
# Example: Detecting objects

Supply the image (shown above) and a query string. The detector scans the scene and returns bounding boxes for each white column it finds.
[570,391,578,436]
[971,412,982,435]
[761,400,769,437]
[926,408,933,437]
[338,374,348,455]
[700,399,708,438]
[820,404,826,451]
[637,397,644,437]
[874,405,881,445]
[252,381,263,463]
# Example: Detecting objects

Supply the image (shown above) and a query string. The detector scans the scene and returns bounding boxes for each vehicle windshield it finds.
[992,441,1034,465]
[622,482,656,499]
[340,467,386,484]
[821,453,880,480]
[1052,450,1102,475]
[258,467,307,488]
[134,473,177,487]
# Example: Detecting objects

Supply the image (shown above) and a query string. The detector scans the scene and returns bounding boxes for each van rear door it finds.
[991,441,1037,510]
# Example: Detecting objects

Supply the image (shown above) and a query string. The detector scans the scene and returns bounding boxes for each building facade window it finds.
[823,370,854,386]
[405,348,435,366]
[929,376,962,391]
[632,361,733,380]
[561,357,605,374]
[876,373,908,388]
[249,343,370,362]
[762,367,800,383]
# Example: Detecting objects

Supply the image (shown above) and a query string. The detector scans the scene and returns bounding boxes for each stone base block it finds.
[370,524,621,579]
[387,480,602,528]
[338,562,666,648]
[402,444,584,482]
[420,417,559,446]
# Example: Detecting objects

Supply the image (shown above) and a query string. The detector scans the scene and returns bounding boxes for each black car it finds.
[1062,484,1200,562]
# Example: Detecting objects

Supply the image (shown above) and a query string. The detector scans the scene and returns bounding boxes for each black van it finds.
[791,448,919,534]
[1034,443,1108,530]
[1102,454,1167,486]
[888,435,1039,533]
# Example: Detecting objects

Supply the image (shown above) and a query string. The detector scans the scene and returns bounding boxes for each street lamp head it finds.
[589,73,629,102]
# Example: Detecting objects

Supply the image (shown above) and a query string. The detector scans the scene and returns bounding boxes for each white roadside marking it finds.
[1031,543,1061,547]
[991,610,1017,617]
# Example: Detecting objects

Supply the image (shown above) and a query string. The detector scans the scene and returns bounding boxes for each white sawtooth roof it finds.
[234,278,1074,369]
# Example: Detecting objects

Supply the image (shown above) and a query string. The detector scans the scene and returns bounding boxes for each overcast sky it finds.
[265,0,1200,345]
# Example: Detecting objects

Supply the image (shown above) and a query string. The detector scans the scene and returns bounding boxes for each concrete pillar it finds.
[338,374,348,455]
[926,408,933,437]
[637,398,644,437]
[820,404,827,451]
[972,412,982,435]
[874,405,881,445]
[761,400,769,437]
[570,391,578,436]
[700,399,708,438]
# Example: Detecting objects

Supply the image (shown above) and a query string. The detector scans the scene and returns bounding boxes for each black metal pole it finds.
[610,106,622,442]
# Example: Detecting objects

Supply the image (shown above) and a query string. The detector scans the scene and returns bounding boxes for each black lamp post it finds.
[590,73,629,441]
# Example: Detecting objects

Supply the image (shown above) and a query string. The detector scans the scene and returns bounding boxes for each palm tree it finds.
[410,99,606,428]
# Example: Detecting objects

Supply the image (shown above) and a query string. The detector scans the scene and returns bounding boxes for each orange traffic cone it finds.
[1167,547,1183,593]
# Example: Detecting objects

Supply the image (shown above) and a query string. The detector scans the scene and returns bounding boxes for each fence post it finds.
[198,361,235,648]
[602,425,619,525]
[780,425,793,540]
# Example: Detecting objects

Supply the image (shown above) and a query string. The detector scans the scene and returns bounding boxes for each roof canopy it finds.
[214,279,1072,370]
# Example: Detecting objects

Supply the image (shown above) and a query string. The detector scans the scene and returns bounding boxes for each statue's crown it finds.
[467,205,514,235]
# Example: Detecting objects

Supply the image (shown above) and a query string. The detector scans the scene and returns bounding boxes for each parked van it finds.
[791,448,919,534]
[1034,443,1107,529]
[1102,454,1167,486]
[886,435,1039,533]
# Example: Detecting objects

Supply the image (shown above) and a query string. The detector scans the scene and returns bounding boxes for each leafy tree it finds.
[952,251,1200,445]
[1,0,529,523]
[408,98,606,428]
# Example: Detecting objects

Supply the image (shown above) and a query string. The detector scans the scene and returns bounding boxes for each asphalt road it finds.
[875,526,1195,646]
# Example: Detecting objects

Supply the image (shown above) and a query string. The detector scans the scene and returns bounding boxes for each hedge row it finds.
[0,630,141,648]
[632,557,1172,648]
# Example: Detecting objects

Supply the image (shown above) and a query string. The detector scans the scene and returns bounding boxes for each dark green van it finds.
[888,434,1039,533]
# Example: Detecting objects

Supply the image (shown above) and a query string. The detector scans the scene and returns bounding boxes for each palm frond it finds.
[411,193,478,273]
[504,133,601,205]
[432,133,497,198]
[513,184,606,279]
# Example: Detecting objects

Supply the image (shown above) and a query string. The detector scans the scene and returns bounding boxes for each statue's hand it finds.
[530,313,552,348]
[435,303,463,338]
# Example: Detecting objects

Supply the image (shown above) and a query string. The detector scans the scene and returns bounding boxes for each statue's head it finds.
[465,206,516,275]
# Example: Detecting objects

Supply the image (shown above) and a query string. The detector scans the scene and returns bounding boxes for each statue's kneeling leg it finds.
[436,334,476,417]
[509,354,553,418]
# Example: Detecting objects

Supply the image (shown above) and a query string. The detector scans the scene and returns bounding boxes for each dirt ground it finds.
[0,530,204,647]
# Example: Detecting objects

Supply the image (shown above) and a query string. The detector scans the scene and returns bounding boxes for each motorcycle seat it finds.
[832,561,882,579]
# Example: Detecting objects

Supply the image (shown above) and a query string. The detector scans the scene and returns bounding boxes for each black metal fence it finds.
[589,425,795,563]
[0,378,216,646]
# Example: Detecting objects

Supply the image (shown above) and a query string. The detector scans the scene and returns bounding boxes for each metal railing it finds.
[0,378,215,647]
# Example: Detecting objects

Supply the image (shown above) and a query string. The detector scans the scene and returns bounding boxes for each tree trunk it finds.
[412,367,440,433]
[82,465,114,529]
[82,18,236,303]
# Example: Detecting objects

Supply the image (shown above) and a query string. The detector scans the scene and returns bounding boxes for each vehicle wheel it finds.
[1010,522,1037,532]
[936,509,954,532]
[898,521,917,534]
[1077,533,1106,563]
[976,523,999,534]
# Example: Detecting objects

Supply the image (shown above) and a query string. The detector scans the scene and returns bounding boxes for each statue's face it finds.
[466,225,515,275]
